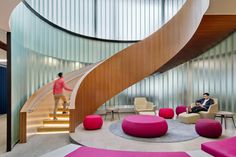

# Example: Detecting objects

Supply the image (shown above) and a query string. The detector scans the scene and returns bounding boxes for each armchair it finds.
[134,97,157,114]
[191,98,218,119]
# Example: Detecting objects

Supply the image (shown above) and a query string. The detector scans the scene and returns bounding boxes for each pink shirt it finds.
[53,77,72,95]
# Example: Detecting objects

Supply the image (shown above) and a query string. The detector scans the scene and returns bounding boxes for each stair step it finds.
[37,126,69,132]
[43,119,69,125]
[49,113,69,118]
[57,108,69,112]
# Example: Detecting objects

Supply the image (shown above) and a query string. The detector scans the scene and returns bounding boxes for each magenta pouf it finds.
[195,119,222,138]
[65,146,190,157]
[159,108,174,119]
[122,115,168,138]
[201,136,236,157]
[176,105,187,116]
[83,115,103,130]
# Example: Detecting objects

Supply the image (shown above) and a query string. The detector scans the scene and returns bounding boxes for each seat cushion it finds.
[195,119,222,138]
[66,146,190,157]
[83,115,103,130]
[159,108,174,119]
[178,112,200,124]
[176,106,187,116]
[122,115,168,137]
[201,136,236,157]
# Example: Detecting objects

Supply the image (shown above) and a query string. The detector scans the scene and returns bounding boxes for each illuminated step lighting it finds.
[44,124,69,127]
[36,131,69,135]
[49,117,69,120]
[57,111,70,114]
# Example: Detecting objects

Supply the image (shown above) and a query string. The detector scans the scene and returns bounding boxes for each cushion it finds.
[178,112,200,124]
[195,119,222,138]
[65,146,190,157]
[201,136,236,157]
[83,115,103,130]
[159,108,174,119]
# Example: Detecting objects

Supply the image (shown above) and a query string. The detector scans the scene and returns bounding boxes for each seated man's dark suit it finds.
[190,98,214,113]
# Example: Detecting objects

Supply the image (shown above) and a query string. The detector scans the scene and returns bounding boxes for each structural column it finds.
[6,32,11,152]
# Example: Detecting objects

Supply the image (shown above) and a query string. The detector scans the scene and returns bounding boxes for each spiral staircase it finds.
[18,0,236,143]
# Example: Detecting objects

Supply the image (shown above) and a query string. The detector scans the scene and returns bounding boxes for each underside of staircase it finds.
[69,0,236,132]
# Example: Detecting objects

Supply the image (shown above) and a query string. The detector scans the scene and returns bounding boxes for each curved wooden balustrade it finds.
[19,63,98,143]
[69,0,211,131]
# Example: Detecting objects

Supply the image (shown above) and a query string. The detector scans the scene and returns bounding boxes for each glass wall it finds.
[25,0,186,40]
[10,0,188,146]
[10,3,134,145]
[106,32,236,113]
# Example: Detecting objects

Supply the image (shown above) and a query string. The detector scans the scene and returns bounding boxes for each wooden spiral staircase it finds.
[20,0,236,143]
[20,63,98,142]
[37,107,70,133]
[69,0,236,132]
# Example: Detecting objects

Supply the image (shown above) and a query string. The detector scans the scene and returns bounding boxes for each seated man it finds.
[188,93,214,113]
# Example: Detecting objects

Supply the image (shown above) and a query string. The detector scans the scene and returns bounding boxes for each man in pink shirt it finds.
[53,72,72,120]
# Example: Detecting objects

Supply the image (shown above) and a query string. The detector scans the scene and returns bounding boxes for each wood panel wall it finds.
[70,0,212,131]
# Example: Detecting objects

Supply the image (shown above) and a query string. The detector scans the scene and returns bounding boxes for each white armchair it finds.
[134,97,157,114]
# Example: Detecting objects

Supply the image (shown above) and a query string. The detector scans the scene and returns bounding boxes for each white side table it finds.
[105,107,120,121]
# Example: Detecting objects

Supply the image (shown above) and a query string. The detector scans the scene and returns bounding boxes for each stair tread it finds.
[57,108,69,111]
[43,119,69,122]
[37,126,69,132]
[49,113,69,118]
[43,119,69,124]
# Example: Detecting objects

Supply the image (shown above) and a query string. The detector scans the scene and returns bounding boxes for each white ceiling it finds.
[207,0,236,15]
[0,0,21,31]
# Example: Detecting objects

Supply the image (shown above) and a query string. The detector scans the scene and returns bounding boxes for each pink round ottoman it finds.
[176,105,187,116]
[159,108,174,119]
[122,115,168,137]
[83,115,103,130]
[195,119,222,138]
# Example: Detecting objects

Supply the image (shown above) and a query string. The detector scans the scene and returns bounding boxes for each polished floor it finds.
[0,113,235,157]
[70,113,236,153]
[0,133,70,157]
[0,114,6,154]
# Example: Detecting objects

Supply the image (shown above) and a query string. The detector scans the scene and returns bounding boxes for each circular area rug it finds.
[109,119,199,143]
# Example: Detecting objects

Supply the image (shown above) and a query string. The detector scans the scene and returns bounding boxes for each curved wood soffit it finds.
[70,0,212,130]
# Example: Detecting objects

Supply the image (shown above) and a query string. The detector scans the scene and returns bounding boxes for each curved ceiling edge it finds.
[22,0,139,43]
[0,0,21,31]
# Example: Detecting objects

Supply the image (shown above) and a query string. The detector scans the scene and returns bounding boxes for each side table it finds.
[105,107,120,121]
[215,111,236,129]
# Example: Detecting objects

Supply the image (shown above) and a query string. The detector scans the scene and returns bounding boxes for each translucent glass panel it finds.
[10,3,134,145]
[96,0,163,40]
[11,3,133,63]
[25,0,186,40]
[105,32,236,113]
